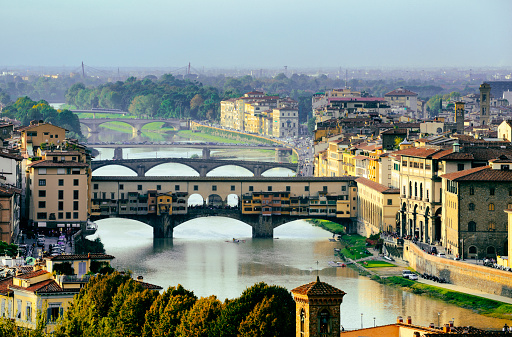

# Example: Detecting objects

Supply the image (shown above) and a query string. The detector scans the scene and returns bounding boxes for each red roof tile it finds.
[15,269,49,279]
[356,177,400,194]
[0,277,13,295]
[384,88,418,97]
[392,147,443,159]
[28,160,88,168]
[291,276,346,297]
[441,166,512,182]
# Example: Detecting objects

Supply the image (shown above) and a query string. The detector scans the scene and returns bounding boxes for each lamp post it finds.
[437,312,440,328]
[373,317,376,327]
[361,313,363,329]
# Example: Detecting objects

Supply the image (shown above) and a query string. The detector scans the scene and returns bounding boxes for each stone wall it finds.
[404,241,512,298]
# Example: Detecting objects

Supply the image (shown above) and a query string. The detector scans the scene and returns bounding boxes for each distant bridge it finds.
[91,157,298,177]
[79,118,189,134]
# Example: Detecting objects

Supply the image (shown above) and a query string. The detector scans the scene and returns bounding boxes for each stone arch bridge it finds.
[91,158,298,177]
[80,118,188,134]
[90,176,358,238]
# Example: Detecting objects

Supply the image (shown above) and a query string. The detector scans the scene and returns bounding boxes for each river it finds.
[88,144,509,331]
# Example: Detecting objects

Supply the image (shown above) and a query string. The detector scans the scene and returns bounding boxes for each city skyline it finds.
[2,0,512,69]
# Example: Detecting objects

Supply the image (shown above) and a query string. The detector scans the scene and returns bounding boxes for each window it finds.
[488,222,496,231]
[119,184,124,190]
[387,199,393,205]
[469,203,475,211]
[468,221,476,232]
[305,186,309,192]
[490,187,495,196]
[156,185,161,191]
[74,190,79,199]
[71,168,80,175]
[268,186,272,192]
[73,201,79,211]
[212,185,217,191]
[73,212,79,219]
[48,305,62,323]
[323,186,328,192]
[58,190,64,199]
[72,179,78,186]
[37,212,47,220]
[194,185,198,191]
[38,179,46,186]
[175,185,180,191]
[231,185,235,191]
[66,212,71,219]
[249,186,254,192]
[469,186,474,195]
[489,203,495,211]
[93,184,98,190]
[38,168,47,175]
[38,201,46,208]
[138,185,142,191]
[39,190,46,197]
[111,192,115,200]
[58,212,63,219]
[58,201,63,211]
[58,179,64,186]
[286,186,291,192]
[457,163,465,171]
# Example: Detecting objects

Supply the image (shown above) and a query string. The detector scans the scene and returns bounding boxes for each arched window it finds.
[468,203,475,211]
[414,182,418,197]
[409,182,412,198]
[468,221,476,232]
[488,203,495,211]
[319,309,331,334]
[469,246,477,254]
[300,309,305,336]
[488,222,496,231]
[420,183,423,200]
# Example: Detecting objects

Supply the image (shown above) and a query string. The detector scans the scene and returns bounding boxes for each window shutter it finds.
[47,308,51,323]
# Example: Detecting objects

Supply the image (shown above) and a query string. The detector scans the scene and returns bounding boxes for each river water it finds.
[88,144,509,331]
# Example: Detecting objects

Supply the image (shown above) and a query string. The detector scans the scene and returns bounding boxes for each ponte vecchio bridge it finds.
[90,176,358,238]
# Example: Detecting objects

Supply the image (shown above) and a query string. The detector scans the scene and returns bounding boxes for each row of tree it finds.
[2,97,83,139]
[0,272,295,337]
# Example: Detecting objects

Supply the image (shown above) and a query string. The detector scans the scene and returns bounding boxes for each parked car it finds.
[402,270,414,278]
[437,253,446,258]
[408,274,419,281]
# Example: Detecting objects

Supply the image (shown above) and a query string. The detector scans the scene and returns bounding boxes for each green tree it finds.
[175,296,222,337]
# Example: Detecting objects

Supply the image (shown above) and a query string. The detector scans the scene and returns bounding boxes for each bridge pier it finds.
[202,148,210,159]
[114,147,123,160]
[199,165,208,177]
[148,214,174,238]
[137,165,146,177]
[253,166,262,177]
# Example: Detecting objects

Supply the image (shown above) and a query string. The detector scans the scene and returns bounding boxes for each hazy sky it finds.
[2,0,512,69]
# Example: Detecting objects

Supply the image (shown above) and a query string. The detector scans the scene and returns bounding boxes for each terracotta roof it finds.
[353,155,370,160]
[47,253,115,261]
[15,269,49,279]
[432,147,512,161]
[392,147,443,159]
[441,166,512,182]
[291,276,346,297]
[0,151,22,161]
[0,277,13,295]
[381,128,408,135]
[18,123,67,132]
[384,88,418,97]
[138,281,163,290]
[9,278,75,294]
[356,177,400,194]
[328,97,385,102]
[28,160,88,168]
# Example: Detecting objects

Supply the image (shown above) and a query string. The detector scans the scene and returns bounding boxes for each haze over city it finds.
[2,0,512,69]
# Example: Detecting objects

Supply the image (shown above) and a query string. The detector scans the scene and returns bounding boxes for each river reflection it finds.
[89,218,509,330]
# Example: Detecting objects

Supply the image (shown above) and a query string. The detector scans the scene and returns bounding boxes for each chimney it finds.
[429,323,435,329]
[397,316,403,324]
[443,324,450,333]
[449,320,454,327]
[407,316,412,325]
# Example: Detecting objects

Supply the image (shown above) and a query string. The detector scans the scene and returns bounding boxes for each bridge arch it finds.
[146,163,200,177]
[92,164,138,176]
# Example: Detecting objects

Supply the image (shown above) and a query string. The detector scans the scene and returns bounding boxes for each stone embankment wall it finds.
[404,241,512,298]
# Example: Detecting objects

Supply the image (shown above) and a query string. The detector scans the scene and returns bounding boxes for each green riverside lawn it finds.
[307,219,512,320]
[373,276,512,320]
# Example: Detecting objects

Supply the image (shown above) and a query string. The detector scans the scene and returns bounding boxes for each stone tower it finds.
[454,101,465,134]
[291,276,346,337]
[480,83,491,126]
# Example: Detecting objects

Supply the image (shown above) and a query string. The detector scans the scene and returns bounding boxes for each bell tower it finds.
[291,276,346,337]
[454,101,465,134]
[480,83,491,126]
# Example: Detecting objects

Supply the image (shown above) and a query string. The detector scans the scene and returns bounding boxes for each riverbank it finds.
[371,275,512,320]
[310,221,512,320]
